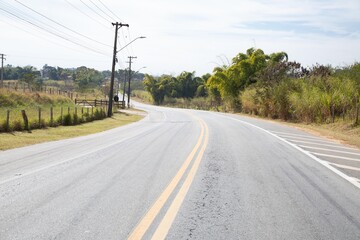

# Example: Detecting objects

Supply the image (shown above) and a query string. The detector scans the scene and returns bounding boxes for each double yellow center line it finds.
[128,117,209,240]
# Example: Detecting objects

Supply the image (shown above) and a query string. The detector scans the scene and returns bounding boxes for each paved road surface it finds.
[0,103,359,240]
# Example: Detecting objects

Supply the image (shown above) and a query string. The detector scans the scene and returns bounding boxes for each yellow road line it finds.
[151,119,209,239]
[127,118,206,240]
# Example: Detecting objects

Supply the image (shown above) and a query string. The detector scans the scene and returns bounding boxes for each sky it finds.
[0,0,359,76]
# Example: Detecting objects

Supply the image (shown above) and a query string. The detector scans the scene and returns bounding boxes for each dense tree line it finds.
[143,72,210,105]
[2,64,145,93]
[144,48,360,125]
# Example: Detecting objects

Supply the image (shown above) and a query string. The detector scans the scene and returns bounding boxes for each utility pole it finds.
[127,56,137,108]
[122,69,127,103]
[0,54,6,88]
[108,22,129,117]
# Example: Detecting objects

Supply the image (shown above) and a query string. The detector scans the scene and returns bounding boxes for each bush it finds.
[12,120,23,131]
[73,114,79,125]
[62,114,72,126]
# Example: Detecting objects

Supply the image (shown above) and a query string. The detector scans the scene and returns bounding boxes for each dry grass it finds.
[0,112,144,150]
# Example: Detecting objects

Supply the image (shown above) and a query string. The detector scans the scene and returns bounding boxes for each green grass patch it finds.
[0,112,144,150]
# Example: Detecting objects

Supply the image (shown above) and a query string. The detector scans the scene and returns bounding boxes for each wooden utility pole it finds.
[0,53,6,88]
[108,22,129,117]
[122,69,127,103]
[127,56,137,108]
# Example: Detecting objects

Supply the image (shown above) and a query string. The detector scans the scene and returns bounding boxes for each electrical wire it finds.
[0,5,110,56]
[0,16,99,57]
[89,0,115,22]
[91,0,132,58]
[79,0,111,24]
[0,0,109,55]
[14,0,112,48]
[64,0,112,31]
[97,0,121,20]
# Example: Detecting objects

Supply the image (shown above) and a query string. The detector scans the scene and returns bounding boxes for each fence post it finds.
[92,107,94,118]
[6,110,10,131]
[75,107,77,116]
[60,107,63,124]
[51,107,54,126]
[355,96,359,126]
[95,99,97,107]
[21,110,29,131]
[38,108,41,128]
[81,107,84,120]
[75,99,77,105]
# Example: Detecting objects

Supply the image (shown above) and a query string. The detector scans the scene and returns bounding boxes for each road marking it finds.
[311,153,360,162]
[327,162,360,172]
[217,114,360,190]
[289,139,357,150]
[271,131,324,140]
[275,134,338,144]
[297,145,360,156]
[127,117,207,240]
[151,119,209,240]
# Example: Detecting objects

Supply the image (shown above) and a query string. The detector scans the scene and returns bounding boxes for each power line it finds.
[97,0,121,20]
[89,0,114,22]
[0,1,109,54]
[0,6,110,56]
[79,0,111,23]
[64,0,112,31]
[14,0,112,48]
[0,16,104,57]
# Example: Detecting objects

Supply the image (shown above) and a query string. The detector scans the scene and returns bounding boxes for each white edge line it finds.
[311,152,360,162]
[219,114,360,190]
[271,131,325,140]
[288,139,357,151]
[327,162,360,172]
[297,145,360,157]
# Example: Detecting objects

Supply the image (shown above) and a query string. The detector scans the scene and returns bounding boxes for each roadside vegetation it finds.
[0,89,110,132]
[0,112,143,150]
[141,47,360,147]
[142,48,360,125]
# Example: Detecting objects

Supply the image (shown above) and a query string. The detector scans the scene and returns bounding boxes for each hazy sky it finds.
[0,0,359,76]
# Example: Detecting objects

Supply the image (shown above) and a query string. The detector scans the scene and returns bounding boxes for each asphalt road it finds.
[0,102,359,240]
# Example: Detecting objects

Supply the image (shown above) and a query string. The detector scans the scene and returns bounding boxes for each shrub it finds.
[62,114,72,126]
[12,120,23,131]
[73,114,79,125]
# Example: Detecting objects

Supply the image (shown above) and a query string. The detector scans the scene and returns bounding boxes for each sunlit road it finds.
[0,103,359,240]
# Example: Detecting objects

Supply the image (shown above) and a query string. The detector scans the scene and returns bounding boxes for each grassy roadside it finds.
[0,112,144,150]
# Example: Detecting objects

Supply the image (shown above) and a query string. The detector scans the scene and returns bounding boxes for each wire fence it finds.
[1,81,78,99]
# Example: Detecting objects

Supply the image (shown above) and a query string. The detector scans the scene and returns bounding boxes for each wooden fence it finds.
[75,99,125,109]
[0,106,107,132]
